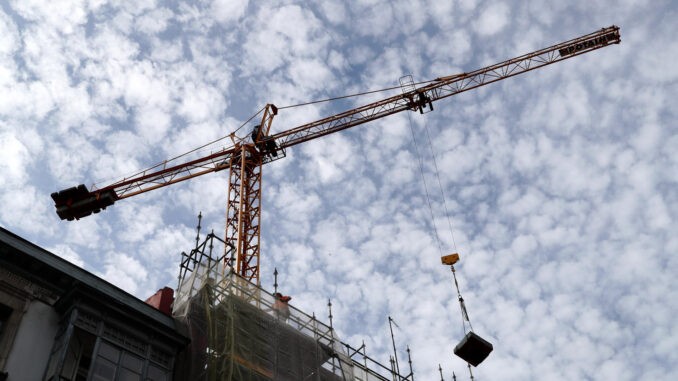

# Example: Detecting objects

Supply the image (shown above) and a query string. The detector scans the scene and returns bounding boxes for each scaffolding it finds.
[173,232,410,381]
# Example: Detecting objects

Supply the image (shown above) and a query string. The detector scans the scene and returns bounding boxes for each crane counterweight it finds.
[51,184,117,221]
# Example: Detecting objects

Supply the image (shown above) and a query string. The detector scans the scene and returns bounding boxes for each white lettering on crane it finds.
[559,32,618,57]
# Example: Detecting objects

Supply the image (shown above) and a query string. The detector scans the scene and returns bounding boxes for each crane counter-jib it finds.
[51,146,238,220]
[51,25,620,281]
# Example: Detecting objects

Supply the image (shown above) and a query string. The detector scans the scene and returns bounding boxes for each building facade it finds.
[1,227,409,381]
[0,228,188,381]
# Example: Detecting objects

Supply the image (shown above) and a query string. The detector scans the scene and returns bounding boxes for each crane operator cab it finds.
[251,124,278,156]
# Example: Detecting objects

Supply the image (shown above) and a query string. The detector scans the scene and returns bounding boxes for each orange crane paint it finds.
[52,26,621,286]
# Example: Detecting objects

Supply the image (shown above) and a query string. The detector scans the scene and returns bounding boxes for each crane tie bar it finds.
[277,80,437,110]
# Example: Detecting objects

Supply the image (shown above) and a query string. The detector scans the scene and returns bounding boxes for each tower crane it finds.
[52,26,620,284]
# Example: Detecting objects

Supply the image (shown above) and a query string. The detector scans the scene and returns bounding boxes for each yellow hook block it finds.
[441,253,459,266]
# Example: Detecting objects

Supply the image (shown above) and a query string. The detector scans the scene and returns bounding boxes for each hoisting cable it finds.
[402,86,470,337]
[401,84,491,373]
[418,117,471,335]
[414,114,478,340]
[406,110,444,257]
[422,119,459,254]
[451,265,473,333]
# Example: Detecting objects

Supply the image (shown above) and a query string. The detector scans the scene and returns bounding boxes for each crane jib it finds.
[559,31,619,57]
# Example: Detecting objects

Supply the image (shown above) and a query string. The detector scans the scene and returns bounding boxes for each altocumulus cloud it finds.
[0,1,677,379]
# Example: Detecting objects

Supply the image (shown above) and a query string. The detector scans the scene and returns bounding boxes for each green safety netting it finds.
[173,267,353,381]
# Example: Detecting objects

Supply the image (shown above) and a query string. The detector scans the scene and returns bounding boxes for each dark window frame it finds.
[43,307,174,381]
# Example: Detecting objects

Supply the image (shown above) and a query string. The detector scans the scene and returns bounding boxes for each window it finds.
[45,310,175,381]
[56,327,97,381]
[91,340,171,381]
[0,304,11,337]
[0,303,11,380]
[92,341,144,381]
[145,364,168,381]
[92,341,120,381]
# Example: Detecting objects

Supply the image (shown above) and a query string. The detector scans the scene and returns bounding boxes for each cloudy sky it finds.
[1,0,677,379]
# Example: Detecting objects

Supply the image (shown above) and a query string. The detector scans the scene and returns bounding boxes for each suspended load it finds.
[453,331,493,367]
[442,253,494,367]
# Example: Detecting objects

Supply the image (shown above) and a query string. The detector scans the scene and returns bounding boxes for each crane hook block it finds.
[441,253,459,266]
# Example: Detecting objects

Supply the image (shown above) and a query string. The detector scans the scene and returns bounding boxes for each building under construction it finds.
[172,230,408,381]
[0,226,409,381]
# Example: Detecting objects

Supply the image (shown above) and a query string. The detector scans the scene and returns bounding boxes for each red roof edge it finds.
[144,287,174,316]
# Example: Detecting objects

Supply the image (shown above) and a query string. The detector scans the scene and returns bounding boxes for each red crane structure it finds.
[52,26,620,284]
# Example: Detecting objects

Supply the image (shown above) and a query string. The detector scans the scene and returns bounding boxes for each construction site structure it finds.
[173,230,409,381]
[0,223,406,381]
[51,26,621,287]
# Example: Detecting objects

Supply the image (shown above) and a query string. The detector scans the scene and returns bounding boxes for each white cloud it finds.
[288,58,336,92]
[634,13,678,83]
[511,234,537,254]
[87,0,107,12]
[474,3,509,36]
[212,0,249,25]
[62,214,111,250]
[48,244,86,267]
[301,133,358,184]
[123,62,170,108]
[458,0,479,12]
[164,118,226,157]
[0,10,19,57]
[149,37,183,63]
[427,0,455,30]
[177,83,226,123]
[316,0,347,25]
[135,7,174,35]
[104,130,147,162]
[326,49,347,71]
[273,182,321,221]
[140,225,194,264]
[243,4,329,74]
[114,0,158,17]
[0,1,676,379]
[98,252,149,295]
[56,84,94,130]
[10,0,87,34]
[645,194,670,230]
[173,174,229,217]
[0,186,54,235]
[135,106,172,144]
[632,122,662,155]
[115,201,164,243]
[429,29,472,73]
[0,131,31,186]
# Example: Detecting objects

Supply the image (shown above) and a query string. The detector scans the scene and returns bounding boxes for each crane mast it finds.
[52,26,620,284]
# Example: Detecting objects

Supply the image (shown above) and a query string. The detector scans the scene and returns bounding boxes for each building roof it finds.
[0,227,183,337]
